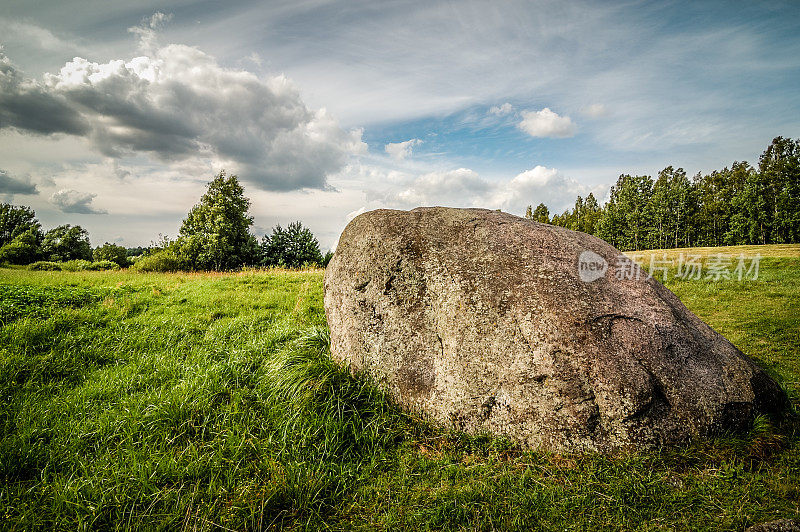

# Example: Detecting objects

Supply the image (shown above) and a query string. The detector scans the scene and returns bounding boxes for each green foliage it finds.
[125,246,148,258]
[0,203,41,248]
[93,242,129,267]
[532,202,550,224]
[176,171,259,270]
[27,261,61,271]
[261,221,324,268]
[580,193,602,234]
[322,250,334,268]
[87,260,120,271]
[130,249,183,272]
[759,136,800,244]
[646,166,697,249]
[0,227,42,265]
[545,137,800,250]
[695,162,752,246]
[593,173,653,250]
[0,204,43,264]
[0,283,103,323]
[60,259,94,272]
[26,260,119,272]
[556,194,602,234]
[41,224,92,262]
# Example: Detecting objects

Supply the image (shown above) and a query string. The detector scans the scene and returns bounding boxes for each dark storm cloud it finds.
[0,29,364,191]
[0,169,38,195]
[0,52,89,136]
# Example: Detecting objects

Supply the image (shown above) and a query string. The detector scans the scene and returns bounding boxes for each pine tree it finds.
[532,203,550,224]
[582,193,602,236]
[261,221,323,268]
[600,174,653,250]
[759,136,800,243]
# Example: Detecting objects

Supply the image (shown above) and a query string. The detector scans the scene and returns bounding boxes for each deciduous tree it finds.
[94,242,130,267]
[41,225,92,262]
[1,203,41,248]
[176,171,259,270]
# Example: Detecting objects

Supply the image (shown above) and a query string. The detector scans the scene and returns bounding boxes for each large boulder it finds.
[324,207,787,453]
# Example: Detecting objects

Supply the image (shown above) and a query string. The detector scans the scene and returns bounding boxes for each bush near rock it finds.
[324,207,788,453]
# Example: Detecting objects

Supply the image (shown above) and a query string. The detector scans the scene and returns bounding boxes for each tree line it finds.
[525,136,800,251]
[0,207,125,269]
[3,136,798,270]
[0,171,330,271]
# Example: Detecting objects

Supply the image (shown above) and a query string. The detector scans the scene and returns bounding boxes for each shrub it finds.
[131,250,182,272]
[27,261,62,271]
[87,260,120,271]
[93,243,129,267]
[61,259,94,272]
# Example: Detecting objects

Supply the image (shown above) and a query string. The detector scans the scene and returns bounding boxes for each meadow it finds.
[1,245,798,531]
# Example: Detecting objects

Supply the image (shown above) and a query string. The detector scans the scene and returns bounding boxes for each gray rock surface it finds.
[746,519,800,532]
[323,207,787,453]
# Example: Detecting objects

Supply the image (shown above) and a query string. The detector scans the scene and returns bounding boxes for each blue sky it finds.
[1,0,799,249]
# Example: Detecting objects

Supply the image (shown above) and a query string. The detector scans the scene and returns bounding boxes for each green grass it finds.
[1,247,799,531]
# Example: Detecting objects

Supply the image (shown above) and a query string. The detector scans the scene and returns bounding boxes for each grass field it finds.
[1,245,799,531]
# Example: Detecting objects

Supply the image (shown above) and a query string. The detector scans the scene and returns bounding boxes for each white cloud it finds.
[489,102,514,116]
[345,206,368,222]
[362,164,598,215]
[385,138,423,160]
[492,165,597,213]
[394,168,490,207]
[518,108,576,138]
[128,12,174,55]
[245,52,263,67]
[0,19,366,192]
[50,189,107,214]
[582,103,607,118]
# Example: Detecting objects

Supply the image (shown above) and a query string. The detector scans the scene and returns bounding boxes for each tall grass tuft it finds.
[263,326,407,464]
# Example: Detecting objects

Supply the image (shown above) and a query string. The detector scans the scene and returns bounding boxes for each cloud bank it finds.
[0,15,365,192]
[366,165,599,215]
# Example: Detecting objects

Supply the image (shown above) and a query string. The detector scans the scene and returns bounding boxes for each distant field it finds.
[627,243,800,259]
[1,245,798,530]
